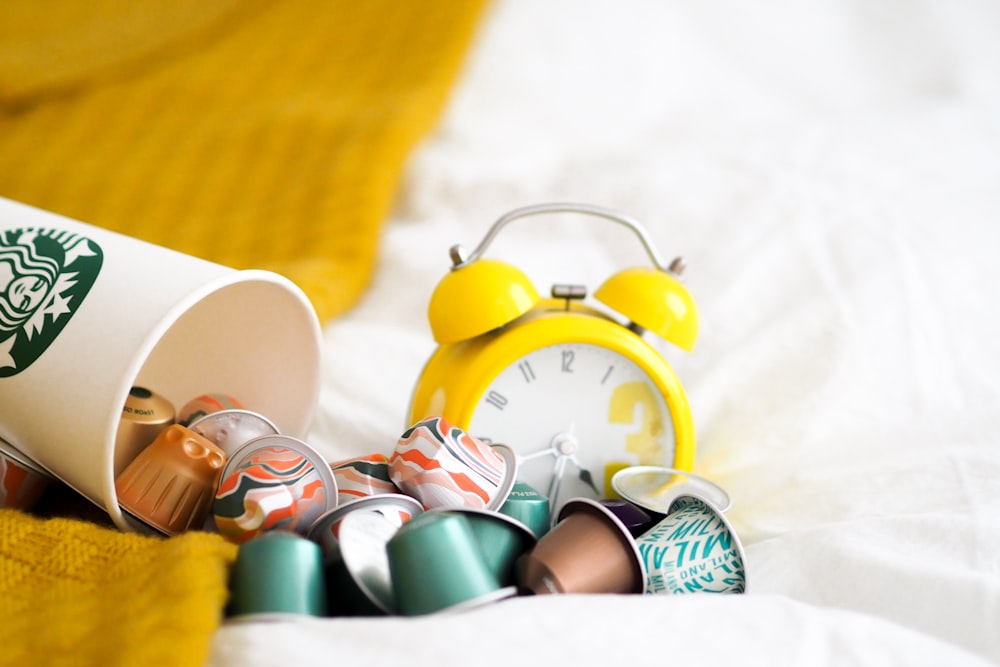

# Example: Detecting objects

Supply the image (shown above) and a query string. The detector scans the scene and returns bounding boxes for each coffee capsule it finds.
[329,452,397,505]
[213,434,337,544]
[113,386,176,475]
[178,393,244,426]
[307,493,423,557]
[387,510,516,616]
[334,508,402,614]
[611,466,732,515]
[517,497,646,596]
[115,424,226,535]
[227,531,327,621]
[447,507,537,587]
[636,496,746,595]
[0,437,54,511]
[307,494,423,617]
[598,498,655,537]
[498,481,551,539]
[389,416,516,511]
[188,408,279,457]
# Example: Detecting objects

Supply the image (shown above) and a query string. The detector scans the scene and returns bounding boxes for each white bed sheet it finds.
[211,1,1000,664]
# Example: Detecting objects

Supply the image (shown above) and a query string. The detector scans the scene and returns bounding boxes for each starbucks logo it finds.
[0,228,102,377]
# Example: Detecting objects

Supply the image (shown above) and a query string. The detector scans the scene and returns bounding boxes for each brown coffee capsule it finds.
[517,497,646,595]
[114,386,175,475]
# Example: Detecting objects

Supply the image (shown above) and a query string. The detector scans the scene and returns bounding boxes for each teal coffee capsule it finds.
[227,531,327,620]
[387,510,516,616]
[447,507,537,587]
[498,481,551,538]
[636,496,746,595]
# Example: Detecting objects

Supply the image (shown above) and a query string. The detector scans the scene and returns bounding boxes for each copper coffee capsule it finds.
[517,497,646,595]
[116,424,226,535]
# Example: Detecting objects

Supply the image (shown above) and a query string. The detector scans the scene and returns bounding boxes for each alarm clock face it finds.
[467,342,676,512]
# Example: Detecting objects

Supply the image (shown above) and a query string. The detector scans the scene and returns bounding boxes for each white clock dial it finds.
[467,342,676,513]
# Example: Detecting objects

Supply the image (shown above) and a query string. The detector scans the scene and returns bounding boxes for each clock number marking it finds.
[601,365,615,385]
[518,361,536,383]
[608,381,665,465]
[485,390,508,411]
[561,349,575,373]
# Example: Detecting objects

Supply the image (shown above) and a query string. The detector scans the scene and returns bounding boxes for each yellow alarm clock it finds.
[407,203,699,511]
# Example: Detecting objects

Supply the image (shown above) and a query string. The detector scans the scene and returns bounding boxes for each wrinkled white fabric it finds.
[211,1,1000,664]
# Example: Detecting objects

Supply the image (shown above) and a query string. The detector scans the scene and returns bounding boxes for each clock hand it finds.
[571,458,601,496]
[546,455,569,514]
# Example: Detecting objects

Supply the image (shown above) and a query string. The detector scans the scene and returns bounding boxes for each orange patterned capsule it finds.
[178,393,244,426]
[0,437,53,511]
[213,435,337,544]
[388,416,517,511]
[329,452,397,505]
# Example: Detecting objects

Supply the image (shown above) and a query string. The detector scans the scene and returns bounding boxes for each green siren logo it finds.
[0,228,102,377]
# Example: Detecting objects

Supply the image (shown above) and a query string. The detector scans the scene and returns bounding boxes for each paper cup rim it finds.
[611,465,732,514]
[557,497,648,594]
[0,437,53,477]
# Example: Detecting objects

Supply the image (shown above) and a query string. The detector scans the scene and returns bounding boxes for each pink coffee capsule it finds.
[389,416,517,511]
[213,435,337,544]
[0,437,53,511]
[330,453,397,505]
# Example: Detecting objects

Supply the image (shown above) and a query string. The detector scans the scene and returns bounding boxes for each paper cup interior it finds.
[79,270,322,532]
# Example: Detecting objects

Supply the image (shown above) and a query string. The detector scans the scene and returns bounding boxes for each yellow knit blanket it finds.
[0,1,486,664]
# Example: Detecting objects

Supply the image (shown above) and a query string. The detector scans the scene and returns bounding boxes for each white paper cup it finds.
[0,197,322,531]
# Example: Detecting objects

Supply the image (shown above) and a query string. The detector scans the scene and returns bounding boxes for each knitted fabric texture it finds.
[0,1,486,665]
[0,0,487,322]
[0,508,237,667]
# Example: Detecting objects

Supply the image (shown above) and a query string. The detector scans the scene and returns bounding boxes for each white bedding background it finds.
[211,1,1000,665]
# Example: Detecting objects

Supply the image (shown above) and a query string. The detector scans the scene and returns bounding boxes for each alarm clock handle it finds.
[450,202,677,273]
